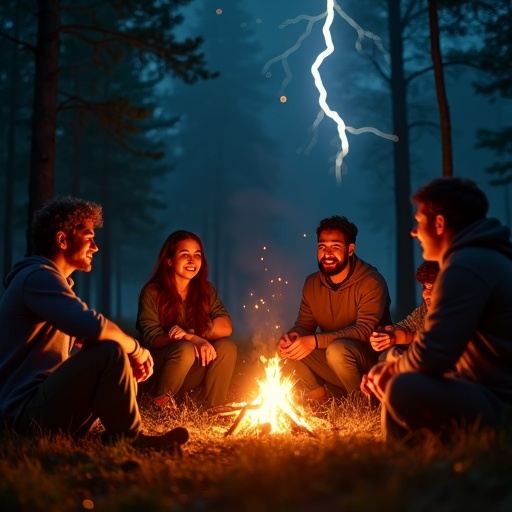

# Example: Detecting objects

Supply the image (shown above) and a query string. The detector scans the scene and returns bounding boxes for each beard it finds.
[318,256,349,277]
[70,253,93,272]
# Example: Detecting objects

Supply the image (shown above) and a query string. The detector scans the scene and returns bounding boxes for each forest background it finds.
[1,0,511,348]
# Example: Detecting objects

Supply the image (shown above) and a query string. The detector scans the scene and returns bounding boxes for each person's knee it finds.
[213,338,237,362]
[281,358,305,380]
[386,373,421,415]
[325,338,354,361]
[169,341,196,366]
[88,341,127,366]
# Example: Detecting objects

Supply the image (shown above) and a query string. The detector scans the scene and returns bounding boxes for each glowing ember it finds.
[225,355,313,436]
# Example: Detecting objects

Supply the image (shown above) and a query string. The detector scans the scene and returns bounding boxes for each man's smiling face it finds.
[317,229,354,278]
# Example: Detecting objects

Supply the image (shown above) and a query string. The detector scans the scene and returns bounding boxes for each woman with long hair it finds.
[136,230,237,408]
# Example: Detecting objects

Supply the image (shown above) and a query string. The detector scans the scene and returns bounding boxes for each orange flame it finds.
[228,355,313,436]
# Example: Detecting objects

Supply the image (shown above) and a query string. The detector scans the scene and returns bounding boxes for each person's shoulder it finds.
[205,281,219,296]
[304,271,321,283]
[10,256,61,282]
[302,272,323,292]
[353,257,386,280]
[140,282,158,299]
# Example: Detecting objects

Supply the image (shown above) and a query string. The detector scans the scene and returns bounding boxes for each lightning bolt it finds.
[311,0,348,181]
[263,0,398,182]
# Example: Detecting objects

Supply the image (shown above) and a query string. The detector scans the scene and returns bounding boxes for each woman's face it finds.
[168,238,202,281]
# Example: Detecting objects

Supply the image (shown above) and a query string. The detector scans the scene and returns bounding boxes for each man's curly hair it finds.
[415,261,439,285]
[31,196,103,256]
[316,215,358,244]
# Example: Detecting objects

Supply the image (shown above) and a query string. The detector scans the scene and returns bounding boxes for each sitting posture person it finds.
[370,261,439,362]
[277,215,392,401]
[136,230,237,408]
[0,196,188,450]
[362,177,512,443]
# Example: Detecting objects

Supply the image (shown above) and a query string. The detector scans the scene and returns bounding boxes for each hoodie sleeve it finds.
[23,267,105,340]
[395,261,490,375]
[315,273,390,347]
[291,269,391,348]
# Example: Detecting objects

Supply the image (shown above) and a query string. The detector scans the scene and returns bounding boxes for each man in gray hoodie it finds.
[0,196,188,450]
[362,177,512,442]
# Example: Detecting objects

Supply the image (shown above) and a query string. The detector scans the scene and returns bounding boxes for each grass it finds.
[2,355,512,511]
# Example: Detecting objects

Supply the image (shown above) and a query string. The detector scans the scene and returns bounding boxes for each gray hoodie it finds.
[0,256,105,424]
[395,218,512,403]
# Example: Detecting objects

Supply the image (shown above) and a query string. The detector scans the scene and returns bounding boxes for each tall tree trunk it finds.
[428,0,453,176]
[3,1,20,277]
[71,75,83,196]
[27,0,60,253]
[388,0,416,320]
[100,144,112,317]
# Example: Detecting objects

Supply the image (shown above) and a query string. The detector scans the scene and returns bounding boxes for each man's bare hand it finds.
[360,361,396,402]
[130,347,154,383]
[277,334,316,361]
[277,331,298,358]
[369,326,396,352]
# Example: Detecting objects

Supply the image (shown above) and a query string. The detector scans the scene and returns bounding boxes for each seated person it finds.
[0,196,188,451]
[362,177,512,443]
[277,215,391,401]
[370,261,439,362]
[136,230,237,409]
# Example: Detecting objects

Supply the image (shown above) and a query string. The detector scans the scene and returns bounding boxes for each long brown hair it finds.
[142,230,211,336]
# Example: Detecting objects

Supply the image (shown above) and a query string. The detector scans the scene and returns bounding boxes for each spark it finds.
[263,0,398,182]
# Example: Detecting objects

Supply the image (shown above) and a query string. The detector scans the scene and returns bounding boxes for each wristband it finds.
[128,338,141,357]
[314,334,319,349]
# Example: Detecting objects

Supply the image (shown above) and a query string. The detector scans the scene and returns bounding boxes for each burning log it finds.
[224,403,261,437]
[224,355,315,437]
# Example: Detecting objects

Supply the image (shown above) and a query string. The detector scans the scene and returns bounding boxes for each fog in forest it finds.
[144,0,511,343]
[1,0,511,346]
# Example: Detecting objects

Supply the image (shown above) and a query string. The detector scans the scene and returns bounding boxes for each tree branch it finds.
[0,30,36,52]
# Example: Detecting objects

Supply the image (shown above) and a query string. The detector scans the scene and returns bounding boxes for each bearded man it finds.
[277,215,391,401]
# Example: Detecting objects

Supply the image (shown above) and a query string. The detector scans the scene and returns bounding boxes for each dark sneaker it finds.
[134,426,189,454]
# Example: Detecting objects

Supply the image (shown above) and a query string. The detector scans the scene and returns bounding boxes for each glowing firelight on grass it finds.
[263,0,398,182]
[225,355,313,436]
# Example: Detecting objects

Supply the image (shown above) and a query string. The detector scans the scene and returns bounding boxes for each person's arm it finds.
[98,319,153,382]
[25,267,153,382]
[370,327,410,351]
[316,274,391,348]
[206,283,233,339]
[396,263,487,376]
[136,286,173,348]
[394,303,427,336]
[208,315,232,339]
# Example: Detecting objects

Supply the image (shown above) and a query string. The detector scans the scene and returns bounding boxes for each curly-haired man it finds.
[0,196,188,450]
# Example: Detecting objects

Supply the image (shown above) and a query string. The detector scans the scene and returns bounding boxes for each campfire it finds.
[218,355,314,437]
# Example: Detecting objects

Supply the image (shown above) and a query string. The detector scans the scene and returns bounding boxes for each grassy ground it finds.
[2,355,512,511]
